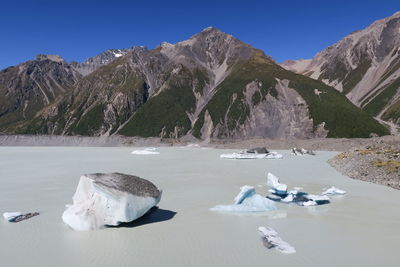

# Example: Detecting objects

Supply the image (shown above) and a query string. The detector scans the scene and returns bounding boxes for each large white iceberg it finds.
[322,186,346,195]
[131,147,160,155]
[211,185,276,212]
[62,173,162,231]
[258,226,296,254]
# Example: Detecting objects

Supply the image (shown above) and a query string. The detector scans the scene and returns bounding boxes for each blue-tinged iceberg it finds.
[266,173,331,206]
[267,173,288,195]
[211,185,276,212]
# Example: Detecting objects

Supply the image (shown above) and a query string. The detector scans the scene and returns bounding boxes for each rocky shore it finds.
[328,139,400,190]
[1,134,398,151]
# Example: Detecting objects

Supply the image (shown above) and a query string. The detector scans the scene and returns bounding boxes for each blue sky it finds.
[1,0,399,69]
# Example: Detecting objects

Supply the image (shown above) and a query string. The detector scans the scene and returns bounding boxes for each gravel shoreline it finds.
[328,139,400,190]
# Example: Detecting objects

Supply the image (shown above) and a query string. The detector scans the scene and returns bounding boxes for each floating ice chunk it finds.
[211,185,276,212]
[265,152,283,159]
[305,194,330,201]
[220,153,260,159]
[62,173,162,231]
[3,212,39,222]
[131,147,160,155]
[291,148,316,156]
[267,173,288,193]
[246,147,269,154]
[3,212,22,221]
[258,226,296,254]
[281,194,294,203]
[322,186,346,195]
[303,194,330,205]
[220,151,282,159]
[302,200,318,206]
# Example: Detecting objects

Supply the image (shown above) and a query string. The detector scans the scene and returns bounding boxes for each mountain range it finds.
[282,11,400,133]
[2,14,399,140]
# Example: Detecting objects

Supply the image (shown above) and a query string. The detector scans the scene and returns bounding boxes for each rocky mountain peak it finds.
[35,54,65,63]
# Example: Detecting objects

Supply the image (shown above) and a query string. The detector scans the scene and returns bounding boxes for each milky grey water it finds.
[0,147,399,267]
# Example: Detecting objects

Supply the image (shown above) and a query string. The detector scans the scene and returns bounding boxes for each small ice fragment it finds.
[3,212,39,222]
[258,226,296,254]
[131,147,160,155]
[265,152,283,159]
[220,151,282,159]
[3,212,22,221]
[322,186,346,195]
[302,200,318,206]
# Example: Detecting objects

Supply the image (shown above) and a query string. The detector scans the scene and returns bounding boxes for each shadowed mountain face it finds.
[0,28,389,139]
[282,11,400,128]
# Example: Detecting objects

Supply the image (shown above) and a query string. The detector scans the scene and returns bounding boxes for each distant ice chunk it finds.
[131,147,160,155]
[220,151,282,159]
[258,226,296,254]
[265,152,283,159]
[211,185,276,212]
[220,153,260,159]
[291,148,316,156]
[322,186,346,195]
[246,147,269,154]
[62,173,162,231]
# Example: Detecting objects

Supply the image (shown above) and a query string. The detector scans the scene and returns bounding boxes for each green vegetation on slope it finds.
[193,52,389,138]
[363,77,400,116]
[382,99,400,123]
[119,67,205,137]
[342,59,371,95]
[72,104,105,136]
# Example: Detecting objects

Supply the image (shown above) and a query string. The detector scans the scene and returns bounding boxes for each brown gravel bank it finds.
[328,139,400,190]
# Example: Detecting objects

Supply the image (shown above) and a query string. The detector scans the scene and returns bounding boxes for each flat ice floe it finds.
[322,186,346,195]
[211,185,276,212]
[131,147,160,155]
[220,151,283,159]
[258,226,296,254]
[3,212,39,222]
[62,173,162,231]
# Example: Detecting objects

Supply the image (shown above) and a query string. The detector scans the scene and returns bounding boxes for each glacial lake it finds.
[0,147,399,266]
